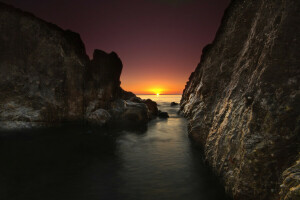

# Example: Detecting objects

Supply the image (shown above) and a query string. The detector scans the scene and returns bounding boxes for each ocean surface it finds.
[0,95,230,200]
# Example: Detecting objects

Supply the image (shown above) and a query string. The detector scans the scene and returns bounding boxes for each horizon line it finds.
[135,94,182,95]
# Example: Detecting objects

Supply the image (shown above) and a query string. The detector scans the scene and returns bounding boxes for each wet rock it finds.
[129,96,143,103]
[170,102,179,106]
[142,99,159,117]
[120,88,136,100]
[280,158,300,200]
[180,0,300,199]
[158,111,169,118]
[0,2,140,129]
[120,101,149,126]
[86,109,111,126]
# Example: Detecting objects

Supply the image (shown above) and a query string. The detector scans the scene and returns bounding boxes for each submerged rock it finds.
[170,102,179,106]
[158,111,169,118]
[180,0,300,199]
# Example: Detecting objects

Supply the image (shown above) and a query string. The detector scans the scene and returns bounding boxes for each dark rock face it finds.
[0,3,88,128]
[180,0,300,199]
[85,50,123,111]
[0,3,152,129]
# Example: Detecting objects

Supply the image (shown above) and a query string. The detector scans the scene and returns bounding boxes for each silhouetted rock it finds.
[0,2,150,129]
[180,0,300,199]
[120,88,136,100]
[129,96,143,103]
[142,99,159,117]
[170,102,179,106]
[158,111,169,118]
[84,49,123,114]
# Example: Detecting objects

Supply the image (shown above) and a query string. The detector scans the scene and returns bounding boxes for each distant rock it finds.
[170,102,179,106]
[142,99,159,118]
[158,110,169,118]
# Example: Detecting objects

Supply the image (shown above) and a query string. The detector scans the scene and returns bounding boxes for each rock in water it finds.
[120,101,149,127]
[180,0,300,200]
[142,99,159,117]
[170,102,179,106]
[158,111,169,118]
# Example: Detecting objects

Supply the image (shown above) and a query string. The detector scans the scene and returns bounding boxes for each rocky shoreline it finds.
[0,2,165,130]
[180,0,299,199]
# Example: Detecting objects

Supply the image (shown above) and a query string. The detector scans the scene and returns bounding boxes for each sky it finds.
[2,0,230,94]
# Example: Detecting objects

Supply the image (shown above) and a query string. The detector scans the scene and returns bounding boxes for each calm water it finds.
[0,95,230,200]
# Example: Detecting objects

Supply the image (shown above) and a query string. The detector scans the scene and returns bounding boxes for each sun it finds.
[151,88,163,96]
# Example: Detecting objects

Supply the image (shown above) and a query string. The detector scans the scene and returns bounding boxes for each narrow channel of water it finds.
[0,95,230,200]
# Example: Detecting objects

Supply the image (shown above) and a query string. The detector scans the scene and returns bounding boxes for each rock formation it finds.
[0,2,155,130]
[180,0,299,199]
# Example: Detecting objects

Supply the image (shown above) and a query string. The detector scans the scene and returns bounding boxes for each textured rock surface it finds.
[84,49,123,112]
[142,99,159,118]
[0,3,88,127]
[86,109,111,126]
[180,0,300,199]
[280,158,300,200]
[0,2,151,129]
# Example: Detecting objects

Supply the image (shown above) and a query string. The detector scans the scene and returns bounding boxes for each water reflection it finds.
[0,95,230,200]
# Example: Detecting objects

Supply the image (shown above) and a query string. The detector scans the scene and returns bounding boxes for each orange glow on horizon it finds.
[120,63,189,95]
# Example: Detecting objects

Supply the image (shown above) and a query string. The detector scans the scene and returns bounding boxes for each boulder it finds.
[86,109,111,126]
[158,110,169,118]
[170,102,179,106]
[120,101,149,126]
[142,99,159,117]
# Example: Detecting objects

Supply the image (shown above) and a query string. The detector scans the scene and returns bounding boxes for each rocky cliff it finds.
[180,0,299,199]
[0,2,152,129]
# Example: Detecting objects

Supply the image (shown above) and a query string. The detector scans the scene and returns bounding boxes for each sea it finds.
[0,95,231,200]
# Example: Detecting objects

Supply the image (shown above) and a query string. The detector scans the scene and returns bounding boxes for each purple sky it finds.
[2,0,230,94]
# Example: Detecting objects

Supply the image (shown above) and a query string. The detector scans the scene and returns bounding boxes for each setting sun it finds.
[151,88,163,96]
